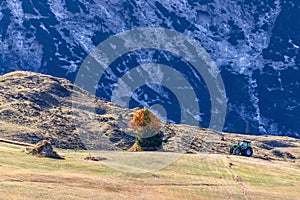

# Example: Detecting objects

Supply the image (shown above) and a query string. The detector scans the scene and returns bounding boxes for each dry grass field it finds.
[0,142,299,200]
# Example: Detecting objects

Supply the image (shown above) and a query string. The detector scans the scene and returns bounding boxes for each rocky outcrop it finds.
[25,140,64,159]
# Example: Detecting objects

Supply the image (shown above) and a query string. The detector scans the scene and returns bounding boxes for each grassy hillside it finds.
[0,71,136,149]
[0,142,299,200]
[0,71,300,161]
[0,71,299,199]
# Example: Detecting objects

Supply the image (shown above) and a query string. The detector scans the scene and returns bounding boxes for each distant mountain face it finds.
[0,0,299,138]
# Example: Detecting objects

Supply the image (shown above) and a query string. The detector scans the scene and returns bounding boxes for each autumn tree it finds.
[128,107,162,150]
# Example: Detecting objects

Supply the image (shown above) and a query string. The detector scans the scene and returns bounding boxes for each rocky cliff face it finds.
[0,0,299,137]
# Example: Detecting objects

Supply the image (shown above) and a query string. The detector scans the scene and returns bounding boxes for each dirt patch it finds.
[84,156,107,161]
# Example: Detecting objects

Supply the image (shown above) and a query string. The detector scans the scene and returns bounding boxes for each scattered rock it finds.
[272,150,284,158]
[226,161,233,169]
[264,140,294,148]
[285,152,296,160]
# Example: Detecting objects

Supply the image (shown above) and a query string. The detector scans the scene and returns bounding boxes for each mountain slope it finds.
[0,0,299,137]
[0,71,84,148]
[0,71,135,149]
[0,71,299,161]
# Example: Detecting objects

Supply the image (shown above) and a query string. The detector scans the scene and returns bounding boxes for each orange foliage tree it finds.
[128,107,162,148]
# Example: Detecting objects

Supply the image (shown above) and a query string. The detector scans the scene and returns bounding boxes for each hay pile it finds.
[127,142,143,152]
[25,140,64,159]
[84,156,107,161]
